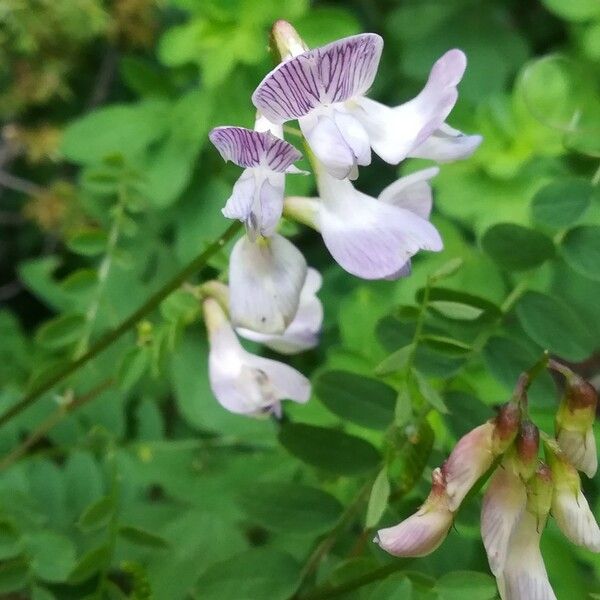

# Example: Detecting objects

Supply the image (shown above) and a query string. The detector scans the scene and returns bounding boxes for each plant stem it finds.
[405,276,432,371]
[0,221,242,429]
[292,480,372,598]
[296,560,411,600]
[0,379,113,470]
[74,193,125,359]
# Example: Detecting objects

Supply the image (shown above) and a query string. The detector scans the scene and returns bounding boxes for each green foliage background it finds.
[1,0,600,598]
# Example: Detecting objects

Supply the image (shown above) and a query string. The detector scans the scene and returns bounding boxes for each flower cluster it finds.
[375,363,599,600]
[204,21,480,415]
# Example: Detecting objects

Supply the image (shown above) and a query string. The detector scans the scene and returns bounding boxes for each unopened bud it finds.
[271,20,308,61]
[492,402,520,454]
[514,420,540,481]
[555,376,598,478]
[526,463,553,523]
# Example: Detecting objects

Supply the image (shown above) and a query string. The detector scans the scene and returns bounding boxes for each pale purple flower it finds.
[228,233,307,334]
[284,166,442,280]
[374,468,453,557]
[203,297,310,416]
[237,267,323,354]
[252,31,480,179]
[209,117,304,239]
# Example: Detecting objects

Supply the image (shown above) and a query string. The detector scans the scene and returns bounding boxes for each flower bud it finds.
[374,468,453,557]
[546,441,600,552]
[526,463,553,528]
[271,20,308,60]
[556,376,598,478]
[492,402,521,454]
[512,420,540,481]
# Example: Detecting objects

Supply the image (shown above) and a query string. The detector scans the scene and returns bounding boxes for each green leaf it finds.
[195,549,300,600]
[237,482,342,535]
[366,468,390,528]
[531,178,593,228]
[412,371,448,413]
[481,223,555,271]
[389,420,434,494]
[430,257,464,281]
[68,545,111,584]
[0,558,28,594]
[278,423,381,476]
[0,521,21,560]
[117,346,149,392]
[32,585,56,600]
[561,225,600,281]
[542,0,600,21]
[160,289,200,324]
[375,345,413,376]
[118,525,169,549]
[77,495,114,532]
[435,571,496,600]
[60,268,98,295]
[314,370,396,429]
[66,229,108,257]
[515,291,594,361]
[35,314,86,350]
[61,100,169,164]
[25,531,76,583]
[428,301,484,321]
[421,335,472,356]
[416,287,501,321]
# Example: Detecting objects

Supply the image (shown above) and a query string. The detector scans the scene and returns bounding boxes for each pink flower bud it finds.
[374,468,453,557]
[513,420,540,481]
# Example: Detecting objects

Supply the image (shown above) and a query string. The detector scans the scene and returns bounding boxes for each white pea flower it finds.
[228,233,307,335]
[481,464,527,577]
[284,166,442,280]
[209,116,304,239]
[374,468,453,557]
[547,445,600,552]
[497,512,556,600]
[237,267,323,354]
[252,26,480,180]
[442,403,520,511]
[203,297,310,417]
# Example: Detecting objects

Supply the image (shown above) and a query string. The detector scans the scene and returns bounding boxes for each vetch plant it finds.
[2,6,600,599]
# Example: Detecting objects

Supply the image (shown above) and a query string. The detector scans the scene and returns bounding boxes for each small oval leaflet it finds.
[481,223,555,271]
[278,423,381,475]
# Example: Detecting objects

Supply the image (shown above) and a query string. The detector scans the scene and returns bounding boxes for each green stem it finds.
[406,276,432,371]
[0,379,113,470]
[296,560,411,600]
[292,481,372,598]
[0,221,242,429]
[74,193,125,359]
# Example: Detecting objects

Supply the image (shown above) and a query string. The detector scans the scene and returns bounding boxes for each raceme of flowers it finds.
[204,20,481,416]
[375,363,600,600]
